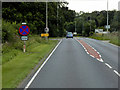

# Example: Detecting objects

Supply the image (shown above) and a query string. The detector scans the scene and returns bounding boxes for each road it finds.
[24,38,119,88]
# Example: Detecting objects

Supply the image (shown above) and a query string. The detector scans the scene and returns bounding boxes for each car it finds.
[66,32,73,38]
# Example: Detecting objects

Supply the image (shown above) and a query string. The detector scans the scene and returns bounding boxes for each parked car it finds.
[66,32,73,38]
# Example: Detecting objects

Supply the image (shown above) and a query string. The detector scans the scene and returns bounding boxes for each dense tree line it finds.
[74,10,120,36]
[2,2,76,42]
[2,2,119,42]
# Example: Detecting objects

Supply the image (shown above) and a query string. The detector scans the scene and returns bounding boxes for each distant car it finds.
[73,32,77,36]
[66,32,73,38]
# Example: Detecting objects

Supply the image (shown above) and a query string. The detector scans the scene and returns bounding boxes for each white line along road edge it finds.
[24,39,62,90]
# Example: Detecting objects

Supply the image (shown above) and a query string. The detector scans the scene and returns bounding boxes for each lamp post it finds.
[75,21,76,32]
[57,2,59,33]
[107,0,109,32]
[46,0,48,28]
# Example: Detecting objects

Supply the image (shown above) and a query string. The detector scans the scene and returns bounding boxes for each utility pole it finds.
[107,0,109,32]
[45,0,49,41]
[46,0,48,28]
[75,21,76,32]
[89,15,91,36]
[57,2,58,32]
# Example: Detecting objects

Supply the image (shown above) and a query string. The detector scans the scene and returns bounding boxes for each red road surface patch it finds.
[78,40,100,60]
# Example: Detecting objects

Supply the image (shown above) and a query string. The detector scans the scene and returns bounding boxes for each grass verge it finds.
[2,36,58,88]
[89,32,120,46]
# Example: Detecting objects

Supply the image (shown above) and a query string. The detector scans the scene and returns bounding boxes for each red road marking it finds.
[78,40,100,60]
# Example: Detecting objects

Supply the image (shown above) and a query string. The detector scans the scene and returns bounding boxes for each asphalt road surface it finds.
[24,38,119,88]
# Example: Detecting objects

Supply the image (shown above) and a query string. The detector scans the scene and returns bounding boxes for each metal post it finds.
[46,0,48,40]
[23,41,26,53]
[75,21,76,32]
[57,2,58,32]
[22,22,27,52]
[107,0,109,32]
[90,15,91,35]
[46,0,48,28]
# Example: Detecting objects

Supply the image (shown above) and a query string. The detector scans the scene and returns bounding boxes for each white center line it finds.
[113,70,120,77]
[105,63,112,69]
[76,38,120,78]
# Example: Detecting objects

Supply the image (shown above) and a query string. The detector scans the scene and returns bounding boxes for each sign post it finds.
[105,25,110,29]
[19,23,30,52]
[44,27,49,40]
[44,1,49,41]
[23,41,26,53]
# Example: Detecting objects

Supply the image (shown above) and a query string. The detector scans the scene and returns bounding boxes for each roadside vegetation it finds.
[73,11,120,46]
[2,34,58,88]
[2,1,120,88]
[2,17,58,88]
[89,32,120,46]
[2,2,75,88]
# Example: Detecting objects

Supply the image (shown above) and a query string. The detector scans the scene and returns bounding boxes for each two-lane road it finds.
[23,38,119,88]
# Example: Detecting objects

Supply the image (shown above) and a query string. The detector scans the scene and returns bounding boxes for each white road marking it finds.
[97,58,104,62]
[76,39,104,62]
[90,55,93,57]
[108,43,119,48]
[105,63,112,69]
[90,55,95,58]
[113,70,120,77]
[24,40,62,90]
[97,52,100,54]
[87,52,89,54]
[76,38,119,77]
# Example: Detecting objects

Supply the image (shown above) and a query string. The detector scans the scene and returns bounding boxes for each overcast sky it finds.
[67,0,120,13]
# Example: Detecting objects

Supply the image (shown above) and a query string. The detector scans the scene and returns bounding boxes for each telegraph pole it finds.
[46,0,48,28]
[45,0,49,40]
[107,0,109,32]
[75,21,76,32]
[57,2,58,32]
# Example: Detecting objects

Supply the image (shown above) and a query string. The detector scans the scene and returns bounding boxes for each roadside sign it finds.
[105,25,110,29]
[21,36,28,41]
[44,27,49,33]
[22,22,26,25]
[19,25,30,36]
[41,33,49,37]
[95,29,103,33]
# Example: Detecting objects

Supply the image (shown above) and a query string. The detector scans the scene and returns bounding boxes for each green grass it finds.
[0,45,2,89]
[49,37,63,39]
[0,65,2,90]
[89,32,120,46]
[2,36,58,88]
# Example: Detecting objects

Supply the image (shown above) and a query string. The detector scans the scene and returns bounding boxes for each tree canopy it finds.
[2,2,76,42]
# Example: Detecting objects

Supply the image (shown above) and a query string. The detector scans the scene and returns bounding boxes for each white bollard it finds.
[23,44,26,53]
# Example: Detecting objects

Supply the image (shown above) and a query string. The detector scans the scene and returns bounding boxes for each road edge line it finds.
[24,39,62,89]
[108,42,119,48]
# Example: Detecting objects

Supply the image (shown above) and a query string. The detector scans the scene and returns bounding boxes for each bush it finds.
[2,20,20,43]
[90,32,120,46]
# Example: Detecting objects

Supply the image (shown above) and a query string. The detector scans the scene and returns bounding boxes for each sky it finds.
[67,0,120,13]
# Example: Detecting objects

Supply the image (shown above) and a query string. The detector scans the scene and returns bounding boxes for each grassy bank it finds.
[2,35,58,88]
[89,32,120,46]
